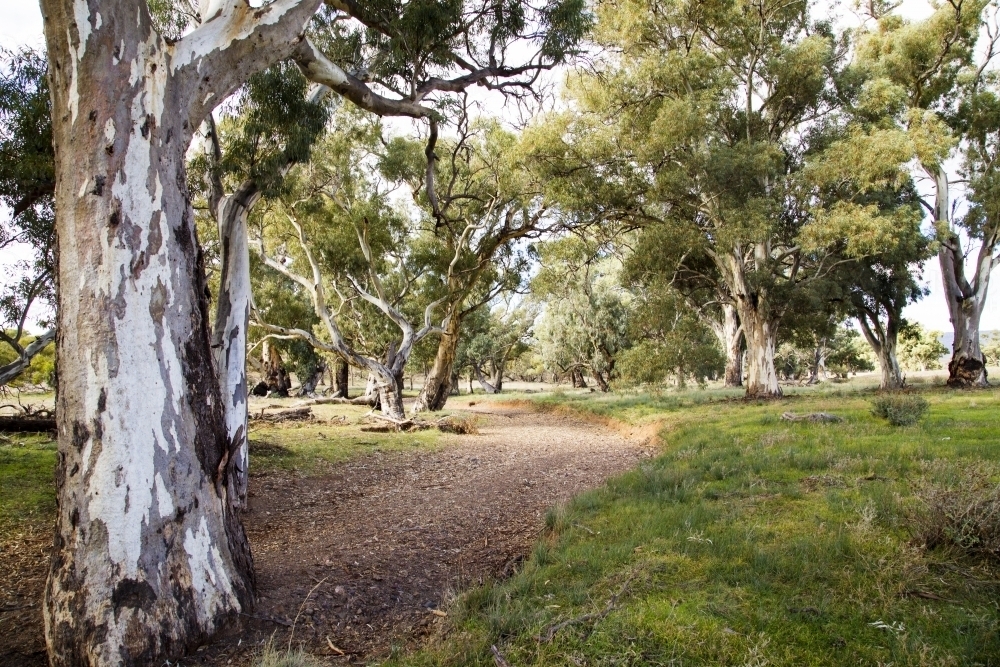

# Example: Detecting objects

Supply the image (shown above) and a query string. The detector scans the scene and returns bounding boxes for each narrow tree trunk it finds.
[722,305,743,387]
[334,358,350,398]
[297,360,326,396]
[450,369,461,395]
[474,363,499,394]
[412,310,460,412]
[211,185,257,509]
[740,307,781,398]
[490,359,505,393]
[592,371,610,392]
[571,368,587,388]
[856,309,904,391]
[807,338,827,385]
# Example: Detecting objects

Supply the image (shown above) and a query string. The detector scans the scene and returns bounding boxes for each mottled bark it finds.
[571,368,587,388]
[210,182,257,509]
[40,0,321,664]
[412,309,460,412]
[930,165,993,387]
[722,305,743,387]
[739,305,781,398]
[297,359,326,396]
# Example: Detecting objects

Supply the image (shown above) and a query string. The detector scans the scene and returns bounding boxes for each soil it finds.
[0,403,651,666]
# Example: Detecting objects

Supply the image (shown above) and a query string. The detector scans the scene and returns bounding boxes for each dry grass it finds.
[250,640,325,667]
[911,461,1000,561]
[437,415,480,434]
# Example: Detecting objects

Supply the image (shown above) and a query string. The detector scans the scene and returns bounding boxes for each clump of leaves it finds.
[438,415,480,435]
[910,462,1000,562]
[870,394,928,426]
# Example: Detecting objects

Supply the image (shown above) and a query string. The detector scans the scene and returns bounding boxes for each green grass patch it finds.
[0,433,58,529]
[385,387,1000,667]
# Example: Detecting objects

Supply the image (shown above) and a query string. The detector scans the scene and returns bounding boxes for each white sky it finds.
[1,0,998,334]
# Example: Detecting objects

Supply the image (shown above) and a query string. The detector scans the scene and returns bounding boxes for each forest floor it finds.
[0,397,653,666]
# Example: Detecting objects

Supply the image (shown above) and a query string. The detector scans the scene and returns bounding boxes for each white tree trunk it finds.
[741,308,781,398]
[40,0,321,664]
[211,186,258,509]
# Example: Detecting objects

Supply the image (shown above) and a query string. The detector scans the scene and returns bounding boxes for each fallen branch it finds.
[539,576,635,643]
[781,412,843,423]
[0,416,56,433]
[491,645,512,667]
[252,407,314,423]
[293,395,376,408]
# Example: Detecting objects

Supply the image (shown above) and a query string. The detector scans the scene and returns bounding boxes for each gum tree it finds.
[854,0,999,386]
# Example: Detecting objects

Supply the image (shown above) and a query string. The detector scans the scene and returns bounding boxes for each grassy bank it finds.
[387,387,1000,666]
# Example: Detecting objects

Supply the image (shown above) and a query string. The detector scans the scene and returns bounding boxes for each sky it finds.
[1,0,998,334]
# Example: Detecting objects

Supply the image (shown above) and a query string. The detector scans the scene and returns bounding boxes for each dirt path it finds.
[0,404,650,666]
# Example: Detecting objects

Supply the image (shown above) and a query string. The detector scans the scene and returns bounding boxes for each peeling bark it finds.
[739,305,781,398]
[40,0,322,663]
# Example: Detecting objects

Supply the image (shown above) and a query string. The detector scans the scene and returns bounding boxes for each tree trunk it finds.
[856,308,905,391]
[412,310,460,412]
[211,184,257,509]
[807,338,827,385]
[740,306,781,398]
[262,342,290,397]
[722,305,743,388]
[571,368,587,388]
[876,340,904,390]
[592,370,611,392]
[474,363,499,394]
[450,369,461,395]
[942,264,989,387]
[334,358,350,398]
[297,359,326,396]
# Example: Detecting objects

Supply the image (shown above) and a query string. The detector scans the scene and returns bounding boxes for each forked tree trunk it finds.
[941,253,989,387]
[856,306,904,391]
[41,0,320,663]
[931,164,992,387]
[412,309,460,412]
[739,306,781,398]
[571,368,587,388]
[297,359,326,396]
[592,370,611,392]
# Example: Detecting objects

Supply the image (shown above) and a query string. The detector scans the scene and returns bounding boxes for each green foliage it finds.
[825,326,876,377]
[870,394,929,426]
[205,63,331,199]
[616,283,724,389]
[984,333,1000,365]
[897,323,948,372]
[533,237,632,387]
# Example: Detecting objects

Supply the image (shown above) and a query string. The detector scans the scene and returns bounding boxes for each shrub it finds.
[870,394,928,426]
[910,462,1000,561]
[438,415,480,434]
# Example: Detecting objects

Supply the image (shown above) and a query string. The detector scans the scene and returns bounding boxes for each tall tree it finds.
[854,0,999,386]
[545,0,859,397]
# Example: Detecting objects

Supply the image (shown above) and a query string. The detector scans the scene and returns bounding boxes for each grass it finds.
[384,386,1000,667]
[249,402,448,474]
[0,432,57,529]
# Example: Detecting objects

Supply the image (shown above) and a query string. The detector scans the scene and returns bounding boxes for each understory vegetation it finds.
[386,387,1000,667]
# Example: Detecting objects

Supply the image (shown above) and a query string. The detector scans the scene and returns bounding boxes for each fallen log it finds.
[780,412,843,423]
[252,407,314,423]
[0,416,57,433]
[293,395,376,408]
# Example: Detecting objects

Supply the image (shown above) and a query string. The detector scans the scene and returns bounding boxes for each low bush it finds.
[438,415,480,434]
[911,462,1000,561]
[870,394,928,426]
